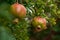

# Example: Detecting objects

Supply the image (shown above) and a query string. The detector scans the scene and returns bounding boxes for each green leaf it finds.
[0,26,16,40]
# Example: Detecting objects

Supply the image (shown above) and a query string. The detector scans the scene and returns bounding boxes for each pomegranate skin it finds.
[10,3,26,18]
[32,16,47,30]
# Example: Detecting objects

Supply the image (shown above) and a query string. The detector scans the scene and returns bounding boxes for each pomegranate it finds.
[10,3,26,18]
[32,16,47,30]
[13,18,19,24]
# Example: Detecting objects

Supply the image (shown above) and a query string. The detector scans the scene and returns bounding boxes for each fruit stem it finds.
[20,0,23,4]
[16,0,18,4]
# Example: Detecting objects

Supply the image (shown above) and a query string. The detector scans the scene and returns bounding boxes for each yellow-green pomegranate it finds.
[32,16,47,32]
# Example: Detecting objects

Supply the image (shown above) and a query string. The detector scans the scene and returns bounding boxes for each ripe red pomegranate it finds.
[32,16,47,30]
[10,3,26,18]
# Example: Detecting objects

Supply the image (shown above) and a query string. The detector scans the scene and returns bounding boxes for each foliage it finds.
[0,0,60,40]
